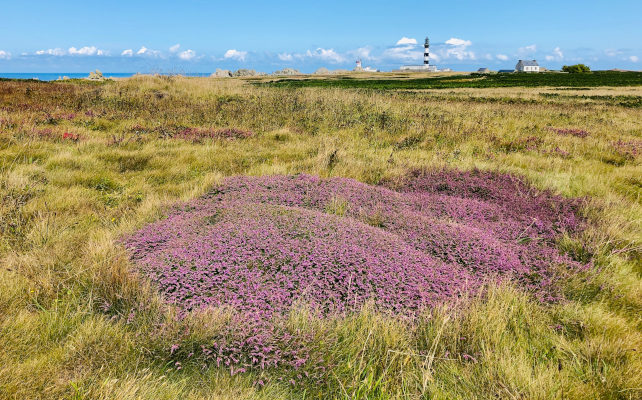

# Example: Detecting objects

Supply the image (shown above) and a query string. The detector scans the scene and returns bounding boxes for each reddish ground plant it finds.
[611,139,641,159]
[27,128,81,142]
[124,170,586,374]
[547,127,590,138]
[62,132,80,142]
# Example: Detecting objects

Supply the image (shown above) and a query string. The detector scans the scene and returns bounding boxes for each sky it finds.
[0,0,640,73]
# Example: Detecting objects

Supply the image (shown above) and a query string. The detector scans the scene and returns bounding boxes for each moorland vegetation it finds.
[0,75,640,399]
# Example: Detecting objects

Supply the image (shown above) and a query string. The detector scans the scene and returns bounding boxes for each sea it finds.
[0,72,213,81]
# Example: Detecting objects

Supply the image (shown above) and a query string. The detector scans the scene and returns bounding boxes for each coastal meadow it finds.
[0,75,640,399]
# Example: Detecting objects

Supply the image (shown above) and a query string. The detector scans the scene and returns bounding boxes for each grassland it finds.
[0,75,641,399]
[264,71,642,90]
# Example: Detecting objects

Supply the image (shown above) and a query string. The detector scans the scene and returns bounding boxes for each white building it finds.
[353,59,379,72]
[515,60,540,72]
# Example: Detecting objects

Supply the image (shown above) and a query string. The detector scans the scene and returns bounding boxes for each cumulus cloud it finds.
[382,37,423,62]
[305,48,345,63]
[545,46,564,62]
[441,37,475,60]
[34,46,105,57]
[224,49,248,61]
[396,37,417,45]
[178,49,196,60]
[496,54,509,61]
[169,44,181,52]
[630,55,639,62]
[445,38,472,47]
[136,46,161,56]
[121,49,133,56]
[278,52,294,61]
[68,46,104,56]
[349,47,374,61]
[544,47,564,61]
[518,44,537,55]
[0,50,10,59]
[36,48,66,56]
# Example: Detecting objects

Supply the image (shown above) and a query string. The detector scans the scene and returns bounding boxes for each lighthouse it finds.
[424,37,430,65]
[399,35,438,72]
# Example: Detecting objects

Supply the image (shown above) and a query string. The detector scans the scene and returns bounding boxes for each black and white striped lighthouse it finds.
[424,37,430,65]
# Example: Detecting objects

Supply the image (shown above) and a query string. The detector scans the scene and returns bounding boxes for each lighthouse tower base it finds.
[399,65,438,72]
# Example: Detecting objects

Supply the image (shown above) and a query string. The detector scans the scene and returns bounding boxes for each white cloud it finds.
[34,46,105,57]
[518,44,537,54]
[396,37,417,45]
[305,48,345,63]
[349,47,374,60]
[68,46,104,56]
[178,49,196,60]
[36,48,66,56]
[383,38,423,62]
[0,50,10,59]
[445,38,472,47]
[224,49,248,61]
[136,46,161,56]
[278,52,294,61]
[121,49,133,56]
[630,55,639,62]
[169,44,180,52]
[496,54,509,61]
[441,38,475,60]
[545,46,564,62]
[605,49,621,57]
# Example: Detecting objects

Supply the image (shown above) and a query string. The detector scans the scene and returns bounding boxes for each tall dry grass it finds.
[0,75,640,399]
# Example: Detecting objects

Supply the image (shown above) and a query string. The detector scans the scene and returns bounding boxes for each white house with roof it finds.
[516,60,540,72]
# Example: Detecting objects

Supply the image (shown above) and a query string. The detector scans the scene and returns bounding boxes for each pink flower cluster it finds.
[124,170,585,372]
[612,139,641,158]
[548,127,590,138]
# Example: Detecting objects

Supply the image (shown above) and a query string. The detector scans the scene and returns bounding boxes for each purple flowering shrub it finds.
[547,127,590,138]
[124,170,585,373]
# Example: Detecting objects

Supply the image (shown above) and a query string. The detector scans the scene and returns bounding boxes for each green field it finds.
[264,71,642,90]
[1,76,640,399]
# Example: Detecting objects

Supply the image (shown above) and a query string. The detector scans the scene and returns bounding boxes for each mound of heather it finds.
[124,171,584,371]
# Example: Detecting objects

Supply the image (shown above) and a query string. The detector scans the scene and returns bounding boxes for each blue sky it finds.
[0,0,640,72]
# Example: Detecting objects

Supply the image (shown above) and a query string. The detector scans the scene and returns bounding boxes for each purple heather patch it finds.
[124,170,585,372]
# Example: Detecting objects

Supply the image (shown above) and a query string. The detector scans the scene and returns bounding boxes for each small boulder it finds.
[211,69,232,78]
[87,69,104,80]
[272,68,300,76]
[232,69,264,77]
